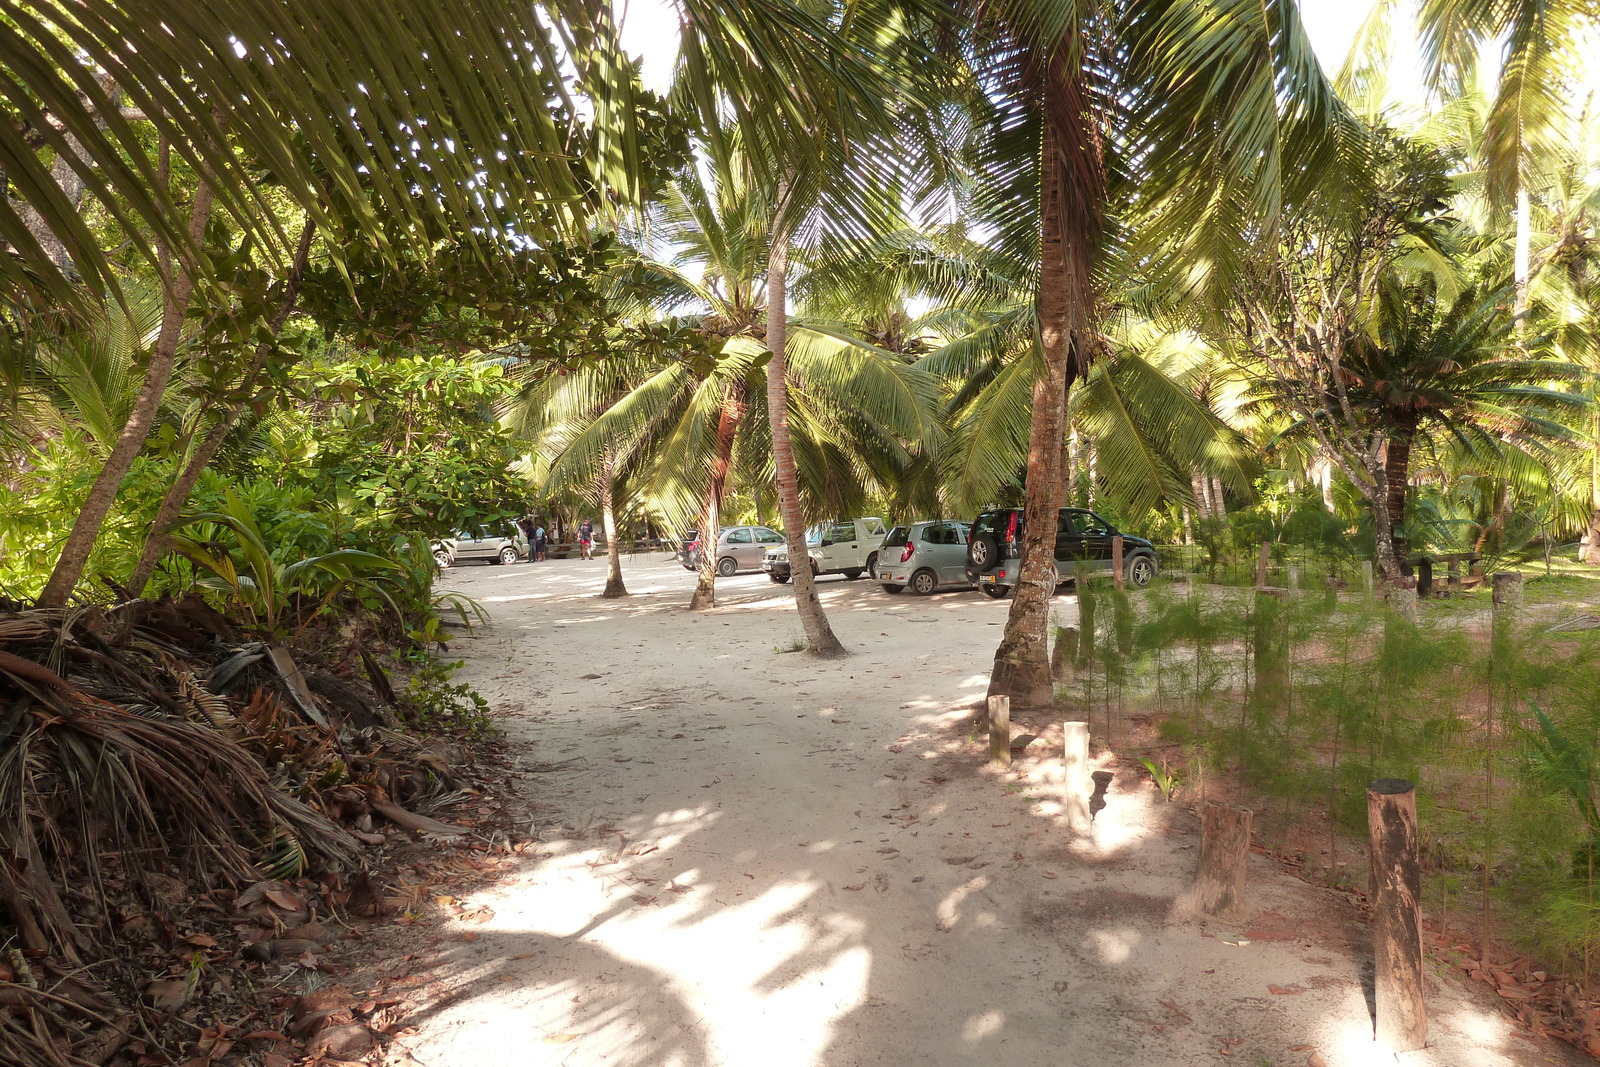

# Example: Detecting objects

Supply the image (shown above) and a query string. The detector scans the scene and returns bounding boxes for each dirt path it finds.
[392,555,1573,1067]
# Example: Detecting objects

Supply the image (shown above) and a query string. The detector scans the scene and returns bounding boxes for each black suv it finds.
[965,506,1158,598]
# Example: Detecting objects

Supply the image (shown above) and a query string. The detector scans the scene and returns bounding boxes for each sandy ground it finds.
[393,554,1579,1067]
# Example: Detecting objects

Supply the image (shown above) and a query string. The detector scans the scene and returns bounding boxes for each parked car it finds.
[763,518,886,583]
[433,523,529,568]
[964,506,1157,598]
[680,525,787,576]
[875,521,974,595]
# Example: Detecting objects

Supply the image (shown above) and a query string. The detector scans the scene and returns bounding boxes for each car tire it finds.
[910,569,938,596]
[843,568,863,580]
[1128,555,1156,588]
[497,546,519,565]
[864,552,878,578]
[717,556,737,577]
[880,583,904,594]
[968,533,1000,570]
[433,549,451,569]
[980,583,1011,599]
[769,573,790,584]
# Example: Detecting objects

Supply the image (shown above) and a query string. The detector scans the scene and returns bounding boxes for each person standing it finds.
[578,517,595,560]
[517,515,537,561]
[534,522,547,561]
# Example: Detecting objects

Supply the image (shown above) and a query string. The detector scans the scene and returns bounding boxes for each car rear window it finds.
[883,526,910,548]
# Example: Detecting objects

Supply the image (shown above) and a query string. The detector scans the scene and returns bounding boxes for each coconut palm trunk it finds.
[127,216,317,597]
[690,382,748,610]
[988,60,1102,708]
[767,211,845,657]
[600,449,627,598]
[1586,410,1600,565]
[37,158,216,608]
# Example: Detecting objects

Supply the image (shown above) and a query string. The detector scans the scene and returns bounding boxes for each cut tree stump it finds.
[988,695,1011,769]
[1368,778,1426,1052]
[1193,803,1252,915]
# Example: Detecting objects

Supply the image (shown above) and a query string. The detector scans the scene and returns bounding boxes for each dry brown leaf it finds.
[543,1033,580,1043]
[842,884,864,892]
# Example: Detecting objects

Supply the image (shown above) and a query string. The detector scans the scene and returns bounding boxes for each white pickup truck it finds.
[762,518,887,583]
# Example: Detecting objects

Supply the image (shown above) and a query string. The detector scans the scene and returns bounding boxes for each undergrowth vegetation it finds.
[1062,571,1600,975]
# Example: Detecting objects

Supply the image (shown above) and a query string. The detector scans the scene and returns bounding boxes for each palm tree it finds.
[1332,276,1588,561]
[923,0,1343,707]
[8,0,661,607]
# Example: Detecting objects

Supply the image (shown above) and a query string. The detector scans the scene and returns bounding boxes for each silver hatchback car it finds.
[875,521,974,595]
[681,525,787,576]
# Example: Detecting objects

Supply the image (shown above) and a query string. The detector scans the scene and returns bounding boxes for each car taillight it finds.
[1004,512,1018,546]
[899,544,915,563]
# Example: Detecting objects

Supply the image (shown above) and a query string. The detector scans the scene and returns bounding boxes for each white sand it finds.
[394,554,1572,1067]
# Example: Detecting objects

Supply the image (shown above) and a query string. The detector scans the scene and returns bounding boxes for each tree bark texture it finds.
[766,206,845,657]
[690,382,747,611]
[127,216,318,596]
[1194,803,1252,915]
[989,58,1102,709]
[37,174,217,608]
[1383,430,1413,565]
[600,451,627,598]
[1367,779,1426,1052]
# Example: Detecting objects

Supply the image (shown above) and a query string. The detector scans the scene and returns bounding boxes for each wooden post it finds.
[1416,558,1433,599]
[1446,557,1460,593]
[1367,779,1426,1052]
[1062,721,1090,833]
[1252,588,1288,712]
[1051,627,1076,682]
[988,695,1011,769]
[1286,564,1299,590]
[1255,540,1271,587]
[1193,803,1252,915]
[1361,559,1374,594]
[1491,571,1523,612]
[1112,534,1125,590]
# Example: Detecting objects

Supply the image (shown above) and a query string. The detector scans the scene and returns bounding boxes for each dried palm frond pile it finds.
[0,596,486,1067]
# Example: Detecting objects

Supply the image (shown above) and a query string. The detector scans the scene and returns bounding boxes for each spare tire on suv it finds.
[967,531,1001,570]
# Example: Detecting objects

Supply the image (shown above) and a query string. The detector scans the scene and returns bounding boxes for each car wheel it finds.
[968,533,1000,570]
[843,568,863,580]
[864,552,878,578]
[980,583,1011,599]
[1128,555,1156,588]
[717,556,738,577]
[498,546,519,565]
[880,583,904,594]
[433,549,451,569]
[769,573,790,584]
[910,569,938,596]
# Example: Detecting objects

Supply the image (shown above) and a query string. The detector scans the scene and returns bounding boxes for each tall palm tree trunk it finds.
[127,216,317,597]
[989,69,1102,708]
[1384,432,1413,569]
[600,450,627,598]
[767,209,845,657]
[37,158,216,608]
[690,382,748,610]
[1585,410,1600,565]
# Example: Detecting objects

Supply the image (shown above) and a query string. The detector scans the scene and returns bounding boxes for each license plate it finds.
[981,574,997,583]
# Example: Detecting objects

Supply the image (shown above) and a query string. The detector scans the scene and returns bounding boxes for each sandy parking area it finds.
[394,553,1572,1067]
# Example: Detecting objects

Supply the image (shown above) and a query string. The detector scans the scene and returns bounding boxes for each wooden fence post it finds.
[1193,803,1252,915]
[988,695,1011,769]
[1112,534,1125,590]
[1361,560,1374,594]
[1062,721,1090,833]
[1368,779,1426,1052]
[1491,571,1523,613]
[1255,541,1271,587]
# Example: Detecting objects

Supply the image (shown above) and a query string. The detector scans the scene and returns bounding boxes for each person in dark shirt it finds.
[578,517,595,560]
